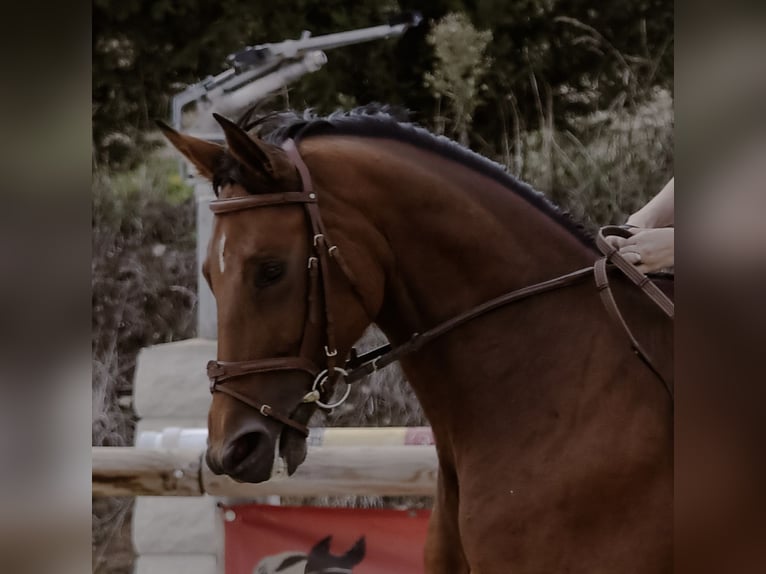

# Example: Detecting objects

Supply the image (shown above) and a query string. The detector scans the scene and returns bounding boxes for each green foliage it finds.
[97,155,193,205]
[425,13,492,144]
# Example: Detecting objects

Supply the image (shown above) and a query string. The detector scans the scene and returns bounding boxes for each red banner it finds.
[223,503,431,574]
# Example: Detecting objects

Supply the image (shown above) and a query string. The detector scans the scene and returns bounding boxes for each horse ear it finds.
[275,554,307,571]
[309,535,332,557]
[212,113,285,180]
[344,536,366,566]
[155,120,224,181]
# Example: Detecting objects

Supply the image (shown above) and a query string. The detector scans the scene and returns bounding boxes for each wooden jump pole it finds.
[93,445,438,498]
[93,448,203,497]
[136,425,434,450]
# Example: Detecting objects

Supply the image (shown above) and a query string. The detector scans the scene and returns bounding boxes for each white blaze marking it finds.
[218,233,226,273]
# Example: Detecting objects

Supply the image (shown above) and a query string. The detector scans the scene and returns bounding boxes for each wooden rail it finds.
[93,445,438,497]
[136,425,435,450]
[93,448,203,496]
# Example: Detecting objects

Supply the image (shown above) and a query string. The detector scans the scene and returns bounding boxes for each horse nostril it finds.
[222,432,262,472]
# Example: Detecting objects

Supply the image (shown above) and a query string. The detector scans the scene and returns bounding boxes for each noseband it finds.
[206,139,675,438]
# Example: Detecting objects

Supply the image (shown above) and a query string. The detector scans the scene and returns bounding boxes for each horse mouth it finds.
[205,432,276,483]
[279,428,308,476]
[207,430,307,483]
[223,447,303,484]
[226,449,275,483]
[213,453,272,484]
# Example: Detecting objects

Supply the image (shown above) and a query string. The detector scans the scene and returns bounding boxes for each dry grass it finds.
[515,88,674,229]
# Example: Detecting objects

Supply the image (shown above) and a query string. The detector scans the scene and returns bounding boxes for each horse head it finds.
[159,115,379,482]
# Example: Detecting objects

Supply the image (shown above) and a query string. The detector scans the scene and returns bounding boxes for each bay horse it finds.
[159,106,673,573]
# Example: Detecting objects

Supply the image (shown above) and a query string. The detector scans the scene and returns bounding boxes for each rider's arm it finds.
[626,178,674,228]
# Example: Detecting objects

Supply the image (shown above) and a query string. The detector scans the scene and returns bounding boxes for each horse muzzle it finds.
[206,428,276,483]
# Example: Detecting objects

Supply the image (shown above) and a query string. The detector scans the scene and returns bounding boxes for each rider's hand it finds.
[605,227,674,274]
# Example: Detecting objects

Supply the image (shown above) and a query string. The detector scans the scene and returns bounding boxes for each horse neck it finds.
[303,136,597,344]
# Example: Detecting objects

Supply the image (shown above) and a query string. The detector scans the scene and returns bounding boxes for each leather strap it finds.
[282,139,314,192]
[596,226,674,318]
[282,139,370,315]
[345,229,674,398]
[213,385,310,436]
[209,192,315,214]
[594,258,673,397]
[205,138,343,433]
[284,141,340,374]
[345,266,594,383]
[207,357,320,387]
[593,226,674,397]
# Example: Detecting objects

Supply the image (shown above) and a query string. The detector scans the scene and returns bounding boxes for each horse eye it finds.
[256,260,285,287]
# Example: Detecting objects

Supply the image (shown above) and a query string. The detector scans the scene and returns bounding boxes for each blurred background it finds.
[92,1,673,572]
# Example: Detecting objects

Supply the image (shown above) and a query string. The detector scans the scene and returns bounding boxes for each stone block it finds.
[134,339,215,419]
[133,496,220,554]
[134,554,217,574]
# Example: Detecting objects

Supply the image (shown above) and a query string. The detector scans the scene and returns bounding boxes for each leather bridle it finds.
[206,139,675,437]
[206,139,354,436]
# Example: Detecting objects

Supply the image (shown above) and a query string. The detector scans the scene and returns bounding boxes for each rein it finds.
[342,266,594,382]
[342,229,673,394]
[206,139,675,435]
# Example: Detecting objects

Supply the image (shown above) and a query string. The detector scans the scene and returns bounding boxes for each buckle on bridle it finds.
[206,360,225,381]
